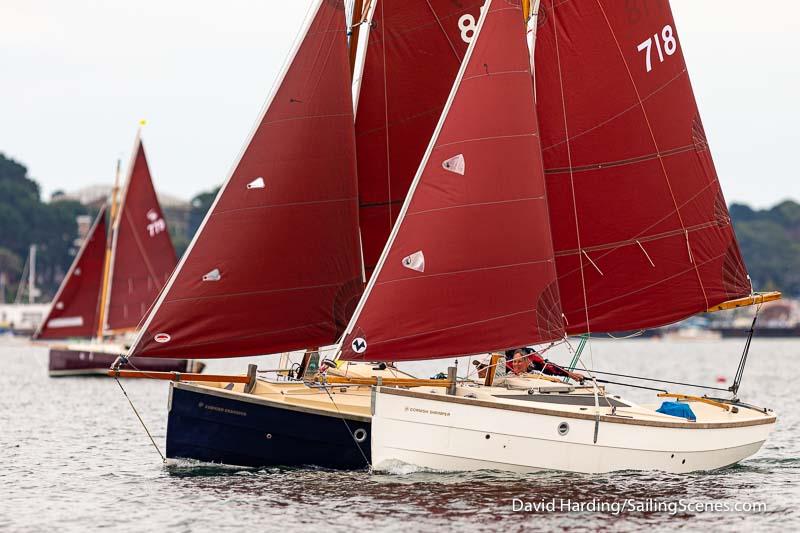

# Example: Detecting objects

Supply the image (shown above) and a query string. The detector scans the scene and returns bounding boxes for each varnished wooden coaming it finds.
[379,387,776,430]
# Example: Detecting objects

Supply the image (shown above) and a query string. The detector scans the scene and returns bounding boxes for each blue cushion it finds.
[656,401,697,421]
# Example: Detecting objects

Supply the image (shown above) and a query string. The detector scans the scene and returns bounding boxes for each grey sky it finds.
[1,1,798,207]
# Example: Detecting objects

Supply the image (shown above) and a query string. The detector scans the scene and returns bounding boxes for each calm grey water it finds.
[1,337,797,532]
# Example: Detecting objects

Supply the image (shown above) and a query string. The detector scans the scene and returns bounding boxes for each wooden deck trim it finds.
[658,393,731,412]
[378,388,775,430]
[173,382,372,423]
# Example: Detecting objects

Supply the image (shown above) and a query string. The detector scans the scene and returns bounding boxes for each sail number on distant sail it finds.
[145,208,166,237]
[458,4,488,43]
[637,25,678,72]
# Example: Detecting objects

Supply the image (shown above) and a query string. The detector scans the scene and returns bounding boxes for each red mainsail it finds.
[105,138,177,332]
[35,206,107,340]
[534,0,750,334]
[355,0,485,277]
[129,0,362,359]
[342,0,563,362]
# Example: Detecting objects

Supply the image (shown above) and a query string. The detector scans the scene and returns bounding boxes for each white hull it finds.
[371,387,776,474]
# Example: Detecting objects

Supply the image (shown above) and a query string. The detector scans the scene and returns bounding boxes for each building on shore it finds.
[52,184,191,250]
[0,303,50,335]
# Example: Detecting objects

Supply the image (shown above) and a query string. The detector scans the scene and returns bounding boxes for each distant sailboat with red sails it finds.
[35,131,203,377]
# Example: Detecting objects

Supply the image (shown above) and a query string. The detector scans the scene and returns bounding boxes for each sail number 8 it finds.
[458,5,488,43]
[637,25,677,72]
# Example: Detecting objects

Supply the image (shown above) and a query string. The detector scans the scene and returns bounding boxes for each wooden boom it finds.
[107,369,452,388]
[107,370,452,389]
[108,369,251,383]
[706,291,781,313]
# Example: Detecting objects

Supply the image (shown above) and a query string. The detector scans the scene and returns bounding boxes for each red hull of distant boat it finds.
[48,348,203,377]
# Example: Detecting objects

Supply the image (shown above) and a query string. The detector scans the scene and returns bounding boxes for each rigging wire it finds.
[731,303,761,398]
[593,378,667,394]
[315,374,372,470]
[580,369,729,392]
[564,334,587,377]
[113,377,166,463]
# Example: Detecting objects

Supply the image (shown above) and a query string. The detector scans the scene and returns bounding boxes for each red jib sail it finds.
[129,0,362,359]
[534,0,750,334]
[34,206,108,340]
[342,0,563,362]
[355,0,485,278]
[105,138,177,332]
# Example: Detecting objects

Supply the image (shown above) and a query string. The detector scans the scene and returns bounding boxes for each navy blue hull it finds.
[166,384,371,470]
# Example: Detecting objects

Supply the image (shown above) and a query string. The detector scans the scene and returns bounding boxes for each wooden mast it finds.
[348,0,365,78]
[96,158,122,340]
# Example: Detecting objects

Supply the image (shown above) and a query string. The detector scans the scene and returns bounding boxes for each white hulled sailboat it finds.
[339,0,778,473]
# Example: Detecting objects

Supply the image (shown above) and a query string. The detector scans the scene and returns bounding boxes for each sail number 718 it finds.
[637,25,677,72]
